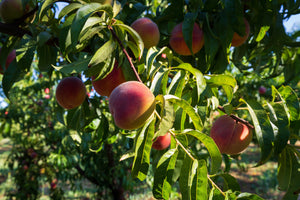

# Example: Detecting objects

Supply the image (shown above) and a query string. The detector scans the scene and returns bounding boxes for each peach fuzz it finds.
[152,132,171,150]
[0,49,16,74]
[55,77,87,110]
[131,17,160,49]
[231,18,250,47]
[210,115,252,155]
[169,22,204,56]
[92,62,126,97]
[109,81,156,130]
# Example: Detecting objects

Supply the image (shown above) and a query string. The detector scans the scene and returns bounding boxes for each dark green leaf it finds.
[165,95,203,131]
[184,130,222,174]
[240,99,274,165]
[191,159,208,200]
[131,115,155,181]
[173,63,206,102]
[153,148,178,200]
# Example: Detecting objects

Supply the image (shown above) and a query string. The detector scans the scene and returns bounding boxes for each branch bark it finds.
[217,105,255,130]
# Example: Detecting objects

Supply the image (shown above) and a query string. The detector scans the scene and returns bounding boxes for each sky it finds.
[0,7,300,108]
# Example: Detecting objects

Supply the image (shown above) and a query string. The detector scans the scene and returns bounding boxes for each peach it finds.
[0,0,33,23]
[109,81,156,130]
[231,18,250,47]
[169,22,204,56]
[0,49,16,74]
[259,86,266,95]
[210,115,253,155]
[92,62,126,97]
[55,77,87,110]
[152,132,171,150]
[131,17,160,49]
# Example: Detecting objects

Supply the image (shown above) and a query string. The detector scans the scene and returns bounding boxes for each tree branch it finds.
[108,25,142,82]
[217,105,255,130]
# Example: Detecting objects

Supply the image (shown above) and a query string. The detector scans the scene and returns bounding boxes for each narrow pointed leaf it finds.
[240,99,274,165]
[179,156,197,200]
[89,39,116,67]
[184,130,222,174]
[173,63,206,102]
[165,95,203,131]
[191,159,208,200]
[131,115,155,181]
[153,149,178,199]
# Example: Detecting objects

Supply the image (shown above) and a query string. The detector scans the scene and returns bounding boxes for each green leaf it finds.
[236,192,264,200]
[37,45,57,72]
[167,70,186,98]
[52,57,90,74]
[153,148,178,200]
[256,26,270,42]
[206,74,237,102]
[150,68,169,96]
[183,13,197,55]
[131,115,155,181]
[69,3,113,50]
[277,147,292,191]
[39,0,57,20]
[146,46,170,79]
[184,130,222,174]
[113,23,144,58]
[89,39,116,67]
[278,86,300,121]
[173,63,206,102]
[2,60,20,99]
[240,99,274,165]
[58,3,82,21]
[191,159,208,200]
[165,95,203,131]
[179,156,197,200]
[154,95,175,139]
[66,106,85,130]
[266,103,290,156]
[218,173,240,192]
[281,146,300,200]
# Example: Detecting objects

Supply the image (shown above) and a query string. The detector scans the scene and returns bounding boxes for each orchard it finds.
[0,0,299,199]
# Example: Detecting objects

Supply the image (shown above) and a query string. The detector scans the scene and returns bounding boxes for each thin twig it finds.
[217,105,255,129]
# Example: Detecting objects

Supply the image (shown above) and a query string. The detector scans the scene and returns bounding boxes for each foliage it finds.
[0,0,300,199]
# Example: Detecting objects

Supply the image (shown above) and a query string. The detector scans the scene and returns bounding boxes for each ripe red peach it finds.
[109,81,156,130]
[92,62,126,97]
[55,77,86,110]
[152,132,171,150]
[210,115,253,155]
[259,86,267,95]
[169,22,204,56]
[0,49,16,74]
[131,17,160,49]
[231,18,250,47]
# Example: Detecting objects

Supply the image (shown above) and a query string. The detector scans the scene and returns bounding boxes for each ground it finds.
[0,139,298,199]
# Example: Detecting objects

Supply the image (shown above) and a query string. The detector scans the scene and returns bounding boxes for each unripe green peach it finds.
[92,62,126,97]
[131,17,160,49]
[231,18,250,47]
[0,48,16,74]
[169,22,204,56]
[210,115,253,155]
[55,77,87,110]
[109,81,156,130]
[152,132,171,150]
